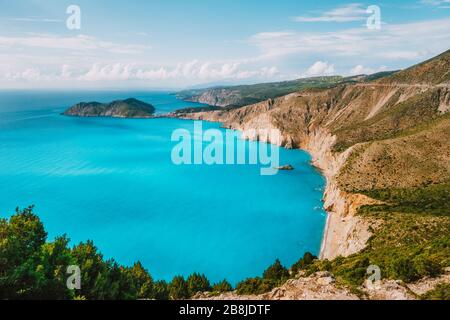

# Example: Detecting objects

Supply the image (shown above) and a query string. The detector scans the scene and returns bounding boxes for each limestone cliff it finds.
[174,50,450,260]
[174,50,450,300]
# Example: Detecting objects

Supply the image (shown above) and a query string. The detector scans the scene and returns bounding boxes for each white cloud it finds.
[294,3,368,23]
[250,17,450,61]
[348,65,388,76]
[78,63,134,81]
[349,65,372,75]
[1,15,449,88]
[61,65,73,79]
[0,34,150,54]
[76,61,279,82]
[421,0,450,8]
[6,68,52,82]
[3,17,63,23]
[305,61,335,76]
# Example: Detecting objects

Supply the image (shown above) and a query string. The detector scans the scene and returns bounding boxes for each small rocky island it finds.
[64,98,155,118]
[277,165,295,171]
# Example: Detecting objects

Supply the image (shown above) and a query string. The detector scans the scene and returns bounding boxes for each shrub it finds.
[153,280,169,300]
[212,279,233,293]
[421,284,450,300]
[236,278,274,295]
[169,276,189,300]
[291,252,317,275]
[187,273,211,296]
[391,258,420,282]
[126,262,154,299]
[414,257,442,279]
[263,259,289,285]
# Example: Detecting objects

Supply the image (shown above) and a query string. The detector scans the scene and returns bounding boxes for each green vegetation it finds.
[291,252,317,275]
[212,279,233,294]
[178,71,398,109]
[421,284,450,300]
[168,276,189,300]
[236,278,275,295]
[173,105,222,114]
[0,206,227,300]
[2,205,447,299]
[64,98,155,118]
[359,182,450,216]
[187,273,211,296]
[384,49,450,84]
[236,253,317,295]
[306,182,450,288]
[178,76,355,108]
[332,88,446,152]
[0,205,319,300]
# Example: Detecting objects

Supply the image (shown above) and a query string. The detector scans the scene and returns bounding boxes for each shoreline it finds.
[170,113,361,260]
[319,208,331,259]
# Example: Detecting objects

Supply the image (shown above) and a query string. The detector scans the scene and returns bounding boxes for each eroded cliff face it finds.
[176,88,392,259]
[185,89,244,107]
[176,52,450,300]
[176,78,450,259]
[303,129,378,260]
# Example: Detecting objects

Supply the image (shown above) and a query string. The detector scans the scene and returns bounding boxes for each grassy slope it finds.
[332,88,448,152]
[381,49,450,84]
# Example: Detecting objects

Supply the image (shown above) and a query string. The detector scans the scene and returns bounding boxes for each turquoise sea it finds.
[0,90,326,285]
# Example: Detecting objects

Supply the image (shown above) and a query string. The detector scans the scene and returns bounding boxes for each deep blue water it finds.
[0,91,326,285]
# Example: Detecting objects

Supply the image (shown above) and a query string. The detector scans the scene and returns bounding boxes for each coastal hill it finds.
[177,72,397,108]
[176,50,450,299]
[64,98,155,118]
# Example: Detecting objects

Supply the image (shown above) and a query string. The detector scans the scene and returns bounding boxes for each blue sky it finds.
[0,0,449,89]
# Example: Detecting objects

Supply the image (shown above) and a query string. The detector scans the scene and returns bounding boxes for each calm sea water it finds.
[0,90,326,284]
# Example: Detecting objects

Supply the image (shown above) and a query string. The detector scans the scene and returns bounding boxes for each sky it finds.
[0,0,449,89]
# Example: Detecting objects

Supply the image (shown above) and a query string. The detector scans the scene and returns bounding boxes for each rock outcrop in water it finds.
[64,98,155,118]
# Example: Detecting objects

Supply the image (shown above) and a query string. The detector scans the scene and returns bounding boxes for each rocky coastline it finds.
[173,110,371,260]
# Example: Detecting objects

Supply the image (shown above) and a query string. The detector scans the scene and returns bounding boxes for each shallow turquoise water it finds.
[0,91,326,284]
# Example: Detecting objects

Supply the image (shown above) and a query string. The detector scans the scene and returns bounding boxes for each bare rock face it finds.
[194,272,359,301]
[188,89,244,108]
[363,280,416,300]
[194,270,450,301]
[262,272,358,300]
[406,268,450,296]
